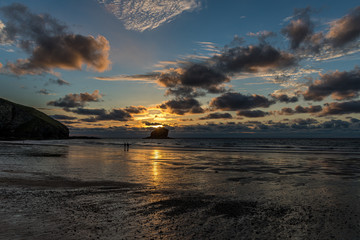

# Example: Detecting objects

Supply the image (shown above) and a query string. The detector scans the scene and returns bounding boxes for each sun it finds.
[143,124,163,128]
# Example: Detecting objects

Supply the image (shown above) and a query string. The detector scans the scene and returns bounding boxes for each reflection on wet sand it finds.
[1,141,360,239]
[152,150,160,183]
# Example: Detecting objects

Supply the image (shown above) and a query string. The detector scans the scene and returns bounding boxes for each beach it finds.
[1,138,360,239]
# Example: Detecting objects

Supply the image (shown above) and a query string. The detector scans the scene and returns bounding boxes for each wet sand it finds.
[1,141,360,239]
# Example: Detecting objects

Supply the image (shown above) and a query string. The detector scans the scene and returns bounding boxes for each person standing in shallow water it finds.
[124,143,126,151]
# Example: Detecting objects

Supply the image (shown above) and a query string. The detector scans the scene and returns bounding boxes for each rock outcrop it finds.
[144,127,170,139]
[0,98,69,140]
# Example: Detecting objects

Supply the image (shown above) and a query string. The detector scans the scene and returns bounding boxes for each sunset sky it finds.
[0,0,360,138]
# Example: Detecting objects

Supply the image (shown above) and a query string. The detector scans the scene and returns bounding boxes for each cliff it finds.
[144,127,171,139]
[0,98,69,140]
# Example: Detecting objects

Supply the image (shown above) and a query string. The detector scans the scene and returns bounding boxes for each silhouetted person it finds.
[124,143,126,151]
[126,143,130,151]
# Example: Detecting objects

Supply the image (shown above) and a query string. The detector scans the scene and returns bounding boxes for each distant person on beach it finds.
[124,142,130,151]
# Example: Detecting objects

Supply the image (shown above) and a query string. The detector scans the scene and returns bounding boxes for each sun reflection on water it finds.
[152,150,161,182]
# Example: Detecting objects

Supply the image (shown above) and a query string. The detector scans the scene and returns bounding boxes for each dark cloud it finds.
[271,94,298,103]
[279,7,360,55]
[47,90,102,108]
[321,120,350,129]
[0,3,110,75]
[215,44,296,73]
[237,110,269,118]
[125,42,296,99]
[48,78,70,86]
[276,107,295,115]
[59,120,77,125]
[303,68,360,101]
[157,70,180,88]
[290,118,319,129]
[294,105,322,113]
[124,106,147,114]
[276,105,322,115]
[350,118,360,123]
[66,108,106,116]
[180,64,229,90]
[210,92,275,111]
[107,35,296,100]
[292,118,318,125]
[36,89,52,95]
[282,7,313,50]
[82,109,132,122]
[51,114,77,120]
[143,121,162,126]
[165,86,206,98]
[319,100,360,116]
[158,97,204,115]
[158,64,229,97]
[326,6,360,47]
[199,112,233,120]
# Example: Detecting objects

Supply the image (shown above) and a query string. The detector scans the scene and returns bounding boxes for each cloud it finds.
[275,107,295,115]
[295,105,322,114]
[64,106,142,122]
[36,89,53,95]
[165,86,206,98]
[215,44,296,73]
[51,114,77,120]
[158,97,204,115]
[326,6,360,47]
[98,0,201,32]
[48,78,70,86]
[290,118,319,129]
[282,7,313,50]
[319,100,360,116]
[247,30,276,43]
[0,3,111,75]
[321,120,350,128]
[303,67,360,101]
[99,38,297,98]
[275,105,322,115]
[210,92,275,111]
[237,110,269,118]
[157,64,230,96]
[199,112,233,120]
[143,121,162,126]
[270,93,298,103]
[124,106,148,114]
[94,74,158,82]
[47,90,102,108]
[279,7,360,60]
[96,36,297,100]
[82,108,132,122]
[66,108,107,116]
[177,64,229,90]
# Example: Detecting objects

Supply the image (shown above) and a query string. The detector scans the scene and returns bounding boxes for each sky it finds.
[0,0,360,138]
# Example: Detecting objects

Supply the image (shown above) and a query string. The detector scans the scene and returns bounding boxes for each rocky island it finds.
[0,98,69,140]
[144,127,171,139]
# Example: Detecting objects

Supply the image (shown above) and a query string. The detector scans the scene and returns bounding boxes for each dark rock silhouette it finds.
[0,98,69,140]
[145,127,171,139]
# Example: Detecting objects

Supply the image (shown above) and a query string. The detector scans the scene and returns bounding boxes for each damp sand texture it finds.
[1,139,360,239]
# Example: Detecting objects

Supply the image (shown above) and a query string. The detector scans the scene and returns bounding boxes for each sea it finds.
[1,138,360,239]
